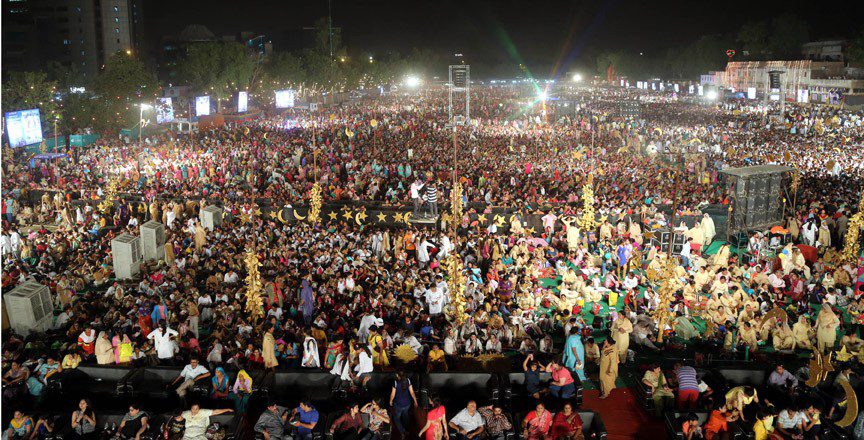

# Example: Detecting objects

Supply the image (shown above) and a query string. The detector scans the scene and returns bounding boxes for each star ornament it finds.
[357,211,368,222]
[477,213,488,224]
[327,211,338,221]
[393,212,405,223]
[493,214,506,227]
[836,346,857,362]
[342,210,354,220]
[376,212,388,223]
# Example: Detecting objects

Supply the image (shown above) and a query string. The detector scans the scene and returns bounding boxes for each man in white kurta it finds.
[147,323,179,362]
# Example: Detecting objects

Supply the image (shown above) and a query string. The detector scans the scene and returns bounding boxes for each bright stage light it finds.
[706,90,718,101]
[572,73,582,82]
[405,76,420,88]
[538,91,548,101]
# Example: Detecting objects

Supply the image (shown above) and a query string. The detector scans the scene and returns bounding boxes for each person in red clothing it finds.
[77,325,97,358]
[551,402,584,440]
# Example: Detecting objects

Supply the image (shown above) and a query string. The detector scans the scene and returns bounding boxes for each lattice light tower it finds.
[448,65,470,126]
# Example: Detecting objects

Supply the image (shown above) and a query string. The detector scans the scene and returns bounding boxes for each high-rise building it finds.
[2,0,143,79]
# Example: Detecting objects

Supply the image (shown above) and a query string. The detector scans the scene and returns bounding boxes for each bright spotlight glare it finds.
[572,73,582,82]
[706,90,718,101]
[405,76,420,88]
[538,91,548,101]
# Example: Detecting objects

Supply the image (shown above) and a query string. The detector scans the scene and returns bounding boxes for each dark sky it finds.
[144,0,863,74]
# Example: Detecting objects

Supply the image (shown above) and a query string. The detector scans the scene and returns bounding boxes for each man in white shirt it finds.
[171,357,211,398]
[448,401,485,440]
[426,285,444,315]
[224,270,239,284]
[147,322,179,364]
[410,180,424,215]
[680,237,692,269]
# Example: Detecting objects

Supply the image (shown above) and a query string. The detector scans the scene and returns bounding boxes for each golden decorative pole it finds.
[450,181,463,235]
[308,183,322,225]
[652,254,680,343]
[576,174,598,231]
[445,255,467,325]
[244,247,264,322]
[841,191,864,264]
[98,176,120,214]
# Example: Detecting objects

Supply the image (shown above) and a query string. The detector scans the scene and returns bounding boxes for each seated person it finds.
[776,403,819,439]
[171,357,211,399]
[522,354,544,399]
[766,364,798,395]
[255,401,289,440]
[329,404,363,440]
[449,401,485,440]
[681,413,703,440]
[642,364,674,416]
[361,400,390,440]
[478,405,513,440]
[546,361,576,399]
[551,402,584,440]
[522,403,552,440]
[115,404,149,440]
[289,399,319,440]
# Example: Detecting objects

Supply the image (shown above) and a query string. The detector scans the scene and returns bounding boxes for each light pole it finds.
[138,103,152,143]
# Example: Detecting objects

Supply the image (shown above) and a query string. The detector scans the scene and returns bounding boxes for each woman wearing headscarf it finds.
[95,332,114,365]
[302,334,321,368]
[113,332,134,364]
[210,367,230,400]
[598,338,619,399]
[300,279,315,325]
[229,369,253,414]
[816,304,840,354]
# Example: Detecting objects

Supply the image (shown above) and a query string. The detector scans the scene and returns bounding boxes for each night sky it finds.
[144,0,863,73]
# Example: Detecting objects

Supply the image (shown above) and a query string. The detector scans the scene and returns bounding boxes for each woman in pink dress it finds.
[418,398,447,440]
[522,403,553,440]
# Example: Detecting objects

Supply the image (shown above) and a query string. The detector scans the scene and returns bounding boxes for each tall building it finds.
[2,0,143,79]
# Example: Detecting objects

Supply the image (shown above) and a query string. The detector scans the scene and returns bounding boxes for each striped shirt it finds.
[426,185,437,203]
[676,366,699,391]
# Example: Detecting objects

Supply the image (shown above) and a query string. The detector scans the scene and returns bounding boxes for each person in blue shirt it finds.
[290,399,319,440]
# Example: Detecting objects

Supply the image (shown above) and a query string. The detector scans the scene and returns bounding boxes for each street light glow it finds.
[572,73,582,82]
[706,90,718,101]
[538,90,548,101]
[405,76,420,88]
[140,103,152,109]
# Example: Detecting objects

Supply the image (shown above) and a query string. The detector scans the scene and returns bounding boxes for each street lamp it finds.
[572,73,583,82]
[404,75,420,88]
[138,103,152,143]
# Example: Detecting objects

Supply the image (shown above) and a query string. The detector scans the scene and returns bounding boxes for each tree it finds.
[769,15,809,59]
[850,27,864,68]
[2,71,60,125]
[178,41,257,112]
[737,21,770,59]
[92,51,159,129]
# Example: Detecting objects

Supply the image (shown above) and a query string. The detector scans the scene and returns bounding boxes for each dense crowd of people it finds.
[2,84,864,440]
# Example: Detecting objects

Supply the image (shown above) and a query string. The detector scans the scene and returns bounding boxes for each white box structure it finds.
[200,205,223,231]
[140,221,166,261]
[3,279,54,336]
[111,233,142,279]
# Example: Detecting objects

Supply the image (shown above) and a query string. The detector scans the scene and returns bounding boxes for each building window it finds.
[113,5,119,12]
[114,28,120,33]
[63,39,70,45]
[75,6,81,12]
[114,17,119,23]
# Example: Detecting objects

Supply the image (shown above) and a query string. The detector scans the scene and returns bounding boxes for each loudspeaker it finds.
[721,166,792,236]
[650,228,687,255]
[768,71,782,89]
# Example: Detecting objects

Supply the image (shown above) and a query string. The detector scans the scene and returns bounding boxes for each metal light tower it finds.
[446,65,470,232]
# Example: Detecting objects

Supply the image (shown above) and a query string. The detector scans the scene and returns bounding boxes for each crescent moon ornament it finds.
[355,212,363,226]
[403,212,412,225]
[836,380,858,428]
[293,209,306,221]
[277,208,287,224]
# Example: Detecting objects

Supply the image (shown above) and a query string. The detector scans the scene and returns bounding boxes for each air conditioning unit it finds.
[200,205,223,231]
[3,279,54,336]
[140,221,166,261]
[111,233,142,279]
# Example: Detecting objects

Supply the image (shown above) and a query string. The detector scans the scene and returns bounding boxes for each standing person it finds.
[611,311,633,363]
[816,303,840,354]
[561,328,586,381]
[410,179,425,216]
[425,180,438,217]
[418,399,447,440]
[187,300,200,339]
[300,279,315,325]
[180,402,233,440]
[147,322,179,365]
[390,372,418,436]
[675,363,700,410]
[263,324,278,370]
[598,338,619,399]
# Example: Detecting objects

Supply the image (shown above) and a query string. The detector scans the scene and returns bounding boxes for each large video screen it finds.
[238,91,248,113]
[195,96,211,116]
[156,98,174,124]
[4,109,43,148]
[275,90,295,108]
